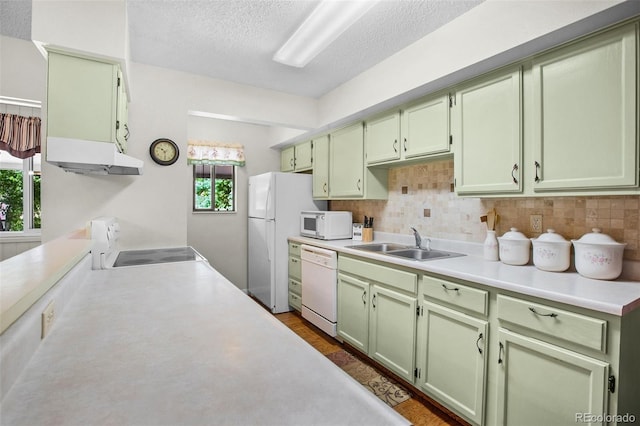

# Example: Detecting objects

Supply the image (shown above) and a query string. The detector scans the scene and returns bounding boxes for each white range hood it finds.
[46,137,144,175]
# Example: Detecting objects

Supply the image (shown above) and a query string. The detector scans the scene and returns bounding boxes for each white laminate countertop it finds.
[0,260,409,426]
[289,235,640,316]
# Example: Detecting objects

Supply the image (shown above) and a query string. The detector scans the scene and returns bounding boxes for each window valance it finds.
[187,140,245,166]
[0,113,41,159]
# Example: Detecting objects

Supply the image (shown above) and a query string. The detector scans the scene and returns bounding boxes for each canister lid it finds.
[500,228,528,241]
[573,228,626,246]
[535,229,568,242]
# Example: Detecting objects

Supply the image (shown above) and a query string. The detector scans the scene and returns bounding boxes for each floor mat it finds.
[327,349,411,407]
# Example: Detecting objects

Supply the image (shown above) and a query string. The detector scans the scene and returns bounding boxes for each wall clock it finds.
[149,138,179,166]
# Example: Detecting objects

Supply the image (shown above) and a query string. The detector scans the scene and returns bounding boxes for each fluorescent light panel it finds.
[273,0,378,68]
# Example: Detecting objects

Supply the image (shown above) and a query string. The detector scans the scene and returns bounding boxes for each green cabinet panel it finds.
[417,301,487,425]
[496,328,608,426]
[280,146,295,172]
[337,272,370,353]
[330,123,365,197]
[401,94,451,159]
[532,22,638,191]
[312,135,330,198]
[365,112,401,164]
[453,68,523,195]
[115,68,129,153]
[47,50,127,152]
[294,140,313,171]
[287,242,302,312]
[369,285,417,382]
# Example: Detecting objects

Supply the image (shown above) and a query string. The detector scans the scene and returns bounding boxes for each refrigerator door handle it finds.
[265,219,272,262]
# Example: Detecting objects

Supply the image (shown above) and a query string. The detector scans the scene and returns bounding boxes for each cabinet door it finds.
[294,140,313,171]
[280,146,295,172]
[417,301,487,425]
[453,68,522,195]
[330,123,364,197]
[369,285,417,382]
[365,112,401,164]
[47,52,118,143]
[115,68,128,153]
[496,328,609,426]
[312,135,330,198]
[402,95,450,159]
[337,273,370,353]
[532,23,638,191]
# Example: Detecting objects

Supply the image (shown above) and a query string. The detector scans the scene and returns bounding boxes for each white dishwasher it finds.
[301,244,338,337]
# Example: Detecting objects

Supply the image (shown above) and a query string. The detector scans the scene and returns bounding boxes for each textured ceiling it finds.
[2,0,484,98]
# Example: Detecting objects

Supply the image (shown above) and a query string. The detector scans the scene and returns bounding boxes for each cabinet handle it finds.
[362,290,367,305]
[291,258,298,263]
[476,332,484,354]
[534,161,541,183]
[511,163,519,185]
[528,307,558,318]
[403,137,407,152]
[290,158,294,167]
[393,139,398,153]
[372,294,377,308]
[124,124,130,141]
[441,283,459,293]
[498,342,504,364]
[323,182,328,194]
[356,179,361,191]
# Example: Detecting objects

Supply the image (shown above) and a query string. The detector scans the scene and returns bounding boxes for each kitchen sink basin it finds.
[346,243,409,252]
[386,248,464,261]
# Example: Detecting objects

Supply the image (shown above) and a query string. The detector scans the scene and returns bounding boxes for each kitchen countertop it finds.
[0,260,409,426]
[0,229,92,334]
[289,235,640,316]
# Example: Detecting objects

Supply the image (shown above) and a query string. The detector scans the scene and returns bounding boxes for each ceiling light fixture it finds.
[273,0,379,68]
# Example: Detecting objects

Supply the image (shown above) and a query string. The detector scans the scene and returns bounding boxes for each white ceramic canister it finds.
[572,228,626,280]
[483,230,499,261]
[531,229,571,272]
[497,228,531,266]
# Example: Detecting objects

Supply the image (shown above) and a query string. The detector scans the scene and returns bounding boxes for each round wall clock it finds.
[149,138,179,166]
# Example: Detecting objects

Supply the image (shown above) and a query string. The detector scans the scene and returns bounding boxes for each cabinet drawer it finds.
[289,242,301,257]
[497,295,607,352]
[289,291,302,311]
[289,256,301,281]
[421,276,488,316]
[339,255,417,294]
[289,278,302,296]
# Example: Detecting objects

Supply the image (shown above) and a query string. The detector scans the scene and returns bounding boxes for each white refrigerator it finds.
[248,172,326,313]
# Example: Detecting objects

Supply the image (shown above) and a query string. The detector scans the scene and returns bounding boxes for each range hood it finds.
[47,137,144,175]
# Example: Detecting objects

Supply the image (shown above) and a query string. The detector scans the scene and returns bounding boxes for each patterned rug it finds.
[326,350,411,407]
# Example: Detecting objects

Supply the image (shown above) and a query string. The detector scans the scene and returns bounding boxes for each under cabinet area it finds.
[337,255,418,382]
[47,49,129,153]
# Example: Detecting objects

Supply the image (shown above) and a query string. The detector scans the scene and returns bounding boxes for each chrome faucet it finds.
[411,227,431,251]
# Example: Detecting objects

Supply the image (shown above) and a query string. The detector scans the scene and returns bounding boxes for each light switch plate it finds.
[530,215,543,233]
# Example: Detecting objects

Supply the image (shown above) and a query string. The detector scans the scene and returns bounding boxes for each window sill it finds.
[0,231,42,243]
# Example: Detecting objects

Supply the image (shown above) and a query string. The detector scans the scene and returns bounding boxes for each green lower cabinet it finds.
[337,272,370,353]
[369,285,417,382]
[496,328,609,426]
[416,301,488,425]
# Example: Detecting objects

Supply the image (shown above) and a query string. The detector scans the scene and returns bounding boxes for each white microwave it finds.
[301,211,353,240]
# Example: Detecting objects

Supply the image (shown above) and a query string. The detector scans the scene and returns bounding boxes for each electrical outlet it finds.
[530,215,543,233]
[41,301,55,339]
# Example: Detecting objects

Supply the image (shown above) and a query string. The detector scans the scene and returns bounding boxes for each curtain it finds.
[187,140,245,166]
[0,113,42,159]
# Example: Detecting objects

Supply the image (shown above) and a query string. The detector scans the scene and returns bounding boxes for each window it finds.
[0,151,41,232]
[193,164,235,212]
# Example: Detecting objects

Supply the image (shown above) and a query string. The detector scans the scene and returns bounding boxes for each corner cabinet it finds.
[337,255,418,382]
[453,67,523,195]
[47,49,129,153]
[531,22,638,192]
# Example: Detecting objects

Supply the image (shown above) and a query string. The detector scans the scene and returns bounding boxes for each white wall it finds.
[187,116,279,289]
[0,36,46,100]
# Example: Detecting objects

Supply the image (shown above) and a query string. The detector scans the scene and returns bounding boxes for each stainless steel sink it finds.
[386,248,461,261]
[346,243,409,252]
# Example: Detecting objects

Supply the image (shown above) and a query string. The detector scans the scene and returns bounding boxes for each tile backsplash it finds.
[331,159,640,260]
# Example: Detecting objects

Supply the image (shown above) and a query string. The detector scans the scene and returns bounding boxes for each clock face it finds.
[150,138,179,165]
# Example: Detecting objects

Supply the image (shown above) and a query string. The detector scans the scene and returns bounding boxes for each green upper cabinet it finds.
[401,94,451,159]
[47,50,128,153]
[312,135,330,198]
[280,140,312,172]
[453,68,523,195]
[531,22,638,192]
[330,123,365,197]
[365,111,401,164]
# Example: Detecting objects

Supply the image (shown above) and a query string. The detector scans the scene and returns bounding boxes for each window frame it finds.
[0,153,41,236]
[192,163,237,213]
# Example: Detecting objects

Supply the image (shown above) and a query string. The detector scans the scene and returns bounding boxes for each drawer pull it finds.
[528,307,558,318]
[498,342,504,364]
[441,284,459,293]
[476,332,484,354]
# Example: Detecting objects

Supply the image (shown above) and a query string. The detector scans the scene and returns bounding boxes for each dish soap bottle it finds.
[484,230,499,261]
